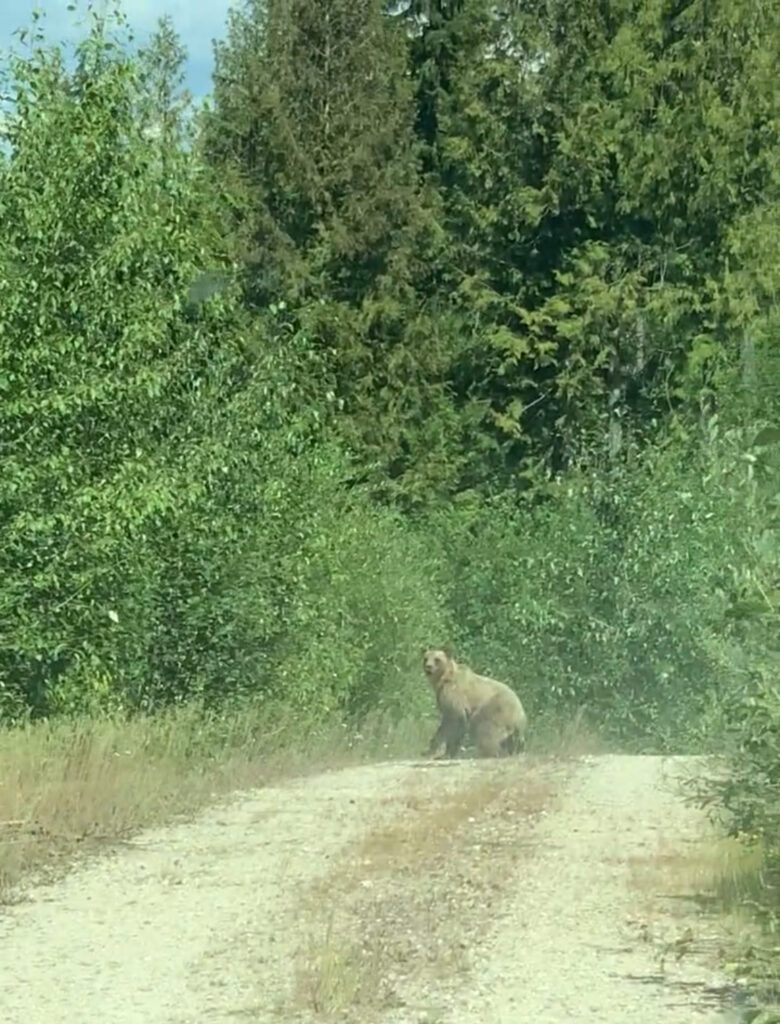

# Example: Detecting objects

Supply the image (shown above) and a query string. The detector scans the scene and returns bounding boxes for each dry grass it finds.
[294,913,387,1019]
[0,696,588,915]
[624,833,765,911]
[636,835,780,1009]
[525,705,607,758]
[0,701,431,902]
[352,775,508,875]
[616,823,774,997]
[290,762,559,1021]
[606,765,780,1019]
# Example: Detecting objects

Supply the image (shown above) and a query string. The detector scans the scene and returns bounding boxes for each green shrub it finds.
[696,414,780,882]
[167,438,452,718]
[0,20,450,721]
[428,430,746,749]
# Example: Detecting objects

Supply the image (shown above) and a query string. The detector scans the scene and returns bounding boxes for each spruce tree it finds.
[396,0,780,480]
[202,0,480,505]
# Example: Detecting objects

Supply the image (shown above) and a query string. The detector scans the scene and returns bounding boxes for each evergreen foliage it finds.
[0,4,778,950]
[392,0,778,480]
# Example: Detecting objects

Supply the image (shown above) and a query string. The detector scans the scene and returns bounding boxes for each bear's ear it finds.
[419,644,428,658]
[442,645,454,660]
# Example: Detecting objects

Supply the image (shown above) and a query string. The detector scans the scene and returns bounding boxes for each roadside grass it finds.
[525,704,607,758]
[683,838,780,1014]
[0,700,432,902]
[624,830,765,926]
[621,821,780,1014]
[0,698,601,912]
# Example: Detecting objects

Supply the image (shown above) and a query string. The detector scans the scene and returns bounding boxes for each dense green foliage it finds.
[0,8,451,720]
[0,1,778,956]
[0,0,778,996]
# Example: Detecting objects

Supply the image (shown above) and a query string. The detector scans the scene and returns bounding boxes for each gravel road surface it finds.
[0,754,742,1023]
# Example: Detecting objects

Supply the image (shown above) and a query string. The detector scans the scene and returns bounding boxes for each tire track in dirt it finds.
[405,755,741,1024]
[0,755,742,1023]
[0,763,420,1023]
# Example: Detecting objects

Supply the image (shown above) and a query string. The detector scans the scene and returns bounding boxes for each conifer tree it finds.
[203,0,481,505]
[396,0,780,478]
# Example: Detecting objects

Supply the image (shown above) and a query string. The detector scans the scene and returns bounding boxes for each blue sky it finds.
[0,1,235,103]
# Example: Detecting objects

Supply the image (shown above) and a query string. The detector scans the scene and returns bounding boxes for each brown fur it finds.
[421,647,528,759]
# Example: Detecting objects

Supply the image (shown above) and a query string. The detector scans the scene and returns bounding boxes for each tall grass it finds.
[0,701,432,901]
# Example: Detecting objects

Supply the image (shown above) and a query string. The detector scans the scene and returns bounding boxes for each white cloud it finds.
[0,0,235,98]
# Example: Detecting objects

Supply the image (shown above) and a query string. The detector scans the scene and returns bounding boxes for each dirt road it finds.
[0,754,744,1023]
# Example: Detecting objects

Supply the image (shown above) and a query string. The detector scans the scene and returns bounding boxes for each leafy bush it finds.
[695,415,780,882]
[229,449,452,718]
[0,19,449,721]
[428,428,747,748]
